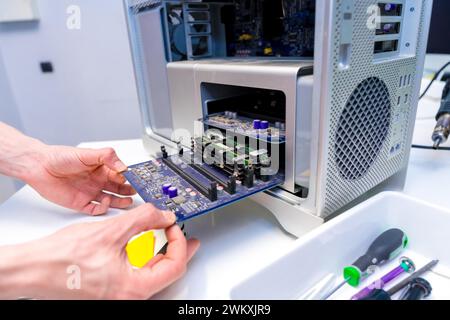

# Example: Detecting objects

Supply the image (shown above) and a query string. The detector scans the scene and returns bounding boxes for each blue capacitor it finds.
[253,120,261,130]
[260,120,269,130]
[384,3,397,11]
[162,183,172,195]
[168,187,178,198]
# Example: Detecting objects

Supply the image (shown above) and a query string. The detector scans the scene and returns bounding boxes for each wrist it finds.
[0,242,49,299]
[0,124,48,183]
[19,140,49,183]
[0,237,76,300]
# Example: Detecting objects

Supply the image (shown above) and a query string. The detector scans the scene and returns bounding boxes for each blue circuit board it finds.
[123,154,284,222]
[202,113,286,144]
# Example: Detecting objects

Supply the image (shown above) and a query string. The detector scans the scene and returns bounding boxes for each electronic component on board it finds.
[161,146,168,159]
[243,166,255,188]
[162,183,171,195]
[172,196,186,205]
[168,187,178,198]
[201,112,286,143]
[124,144,284,222]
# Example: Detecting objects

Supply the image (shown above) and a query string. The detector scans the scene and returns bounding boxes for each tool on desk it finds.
[351,257,416,300]
[401,278,432,300]
[322,228,408,300]
[432,78,450,149]
[361,259,439,300]
[298,274,338,300]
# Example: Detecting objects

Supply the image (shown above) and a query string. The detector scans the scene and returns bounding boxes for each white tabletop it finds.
[0,138,297,299]
[1,81,450,299]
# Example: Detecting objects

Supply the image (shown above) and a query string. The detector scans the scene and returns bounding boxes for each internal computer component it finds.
[201,111,286,143]
[225,0,315,57]
[124,136,284,221]
[163,0,315,61]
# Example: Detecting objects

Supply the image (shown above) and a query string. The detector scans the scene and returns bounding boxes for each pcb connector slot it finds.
[162,157,218,201]
[189,162,237,195]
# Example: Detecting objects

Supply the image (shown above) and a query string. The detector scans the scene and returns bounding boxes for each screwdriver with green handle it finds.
[322,228,409,300]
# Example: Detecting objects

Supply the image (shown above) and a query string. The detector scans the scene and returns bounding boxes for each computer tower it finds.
[124,0,433,236]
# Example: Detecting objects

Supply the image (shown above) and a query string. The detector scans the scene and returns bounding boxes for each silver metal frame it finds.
[166,59,313,193]
[313,0,433,218]
[124,0,175,145]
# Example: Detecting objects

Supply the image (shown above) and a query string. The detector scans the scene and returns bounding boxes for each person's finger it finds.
[81,194,112,216]
[158,225,187,264]
[115,204,176,243]
[104,181,136,196]
[107,168,127,184]
[89,166,126,185]
[77,148,127,173]
[137,225,188,293]
[145,254,165,269]
[144,238,199,270]
[96,193,133,209]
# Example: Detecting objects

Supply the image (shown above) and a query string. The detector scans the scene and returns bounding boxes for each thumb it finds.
[76,147,128,173]
[116,204,177,243]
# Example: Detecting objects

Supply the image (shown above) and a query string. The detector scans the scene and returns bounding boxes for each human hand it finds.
[26,145,136,215]
[2,204,200,300]
[0,123,134,215]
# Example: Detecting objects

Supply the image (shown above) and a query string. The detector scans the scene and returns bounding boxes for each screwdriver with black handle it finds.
[322,229,408,300]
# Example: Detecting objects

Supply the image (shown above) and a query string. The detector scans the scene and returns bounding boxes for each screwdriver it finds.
[351,257,416,300]
[361,260,439,300]
[323,228,408,300]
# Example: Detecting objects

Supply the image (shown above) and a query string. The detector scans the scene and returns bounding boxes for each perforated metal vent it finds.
[320,0,430,218]
[129,0,162,13]
[335,77,391,181]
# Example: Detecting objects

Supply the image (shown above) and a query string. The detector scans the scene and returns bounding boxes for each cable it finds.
[430,270,450,281]
[419,60,450,100]
[411,144,450,151]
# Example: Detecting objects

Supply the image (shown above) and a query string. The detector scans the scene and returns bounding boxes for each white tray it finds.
[231,192,450,300]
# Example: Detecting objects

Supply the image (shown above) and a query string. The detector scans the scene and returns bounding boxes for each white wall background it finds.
[0,0,142,146]
[0,0,143,202]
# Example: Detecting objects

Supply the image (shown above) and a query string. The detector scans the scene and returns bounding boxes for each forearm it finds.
[0,237,74,300]
[0,243,47,299]
[0,122,47,182]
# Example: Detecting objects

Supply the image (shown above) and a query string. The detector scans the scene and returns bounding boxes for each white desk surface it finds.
[1,80,450,300]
